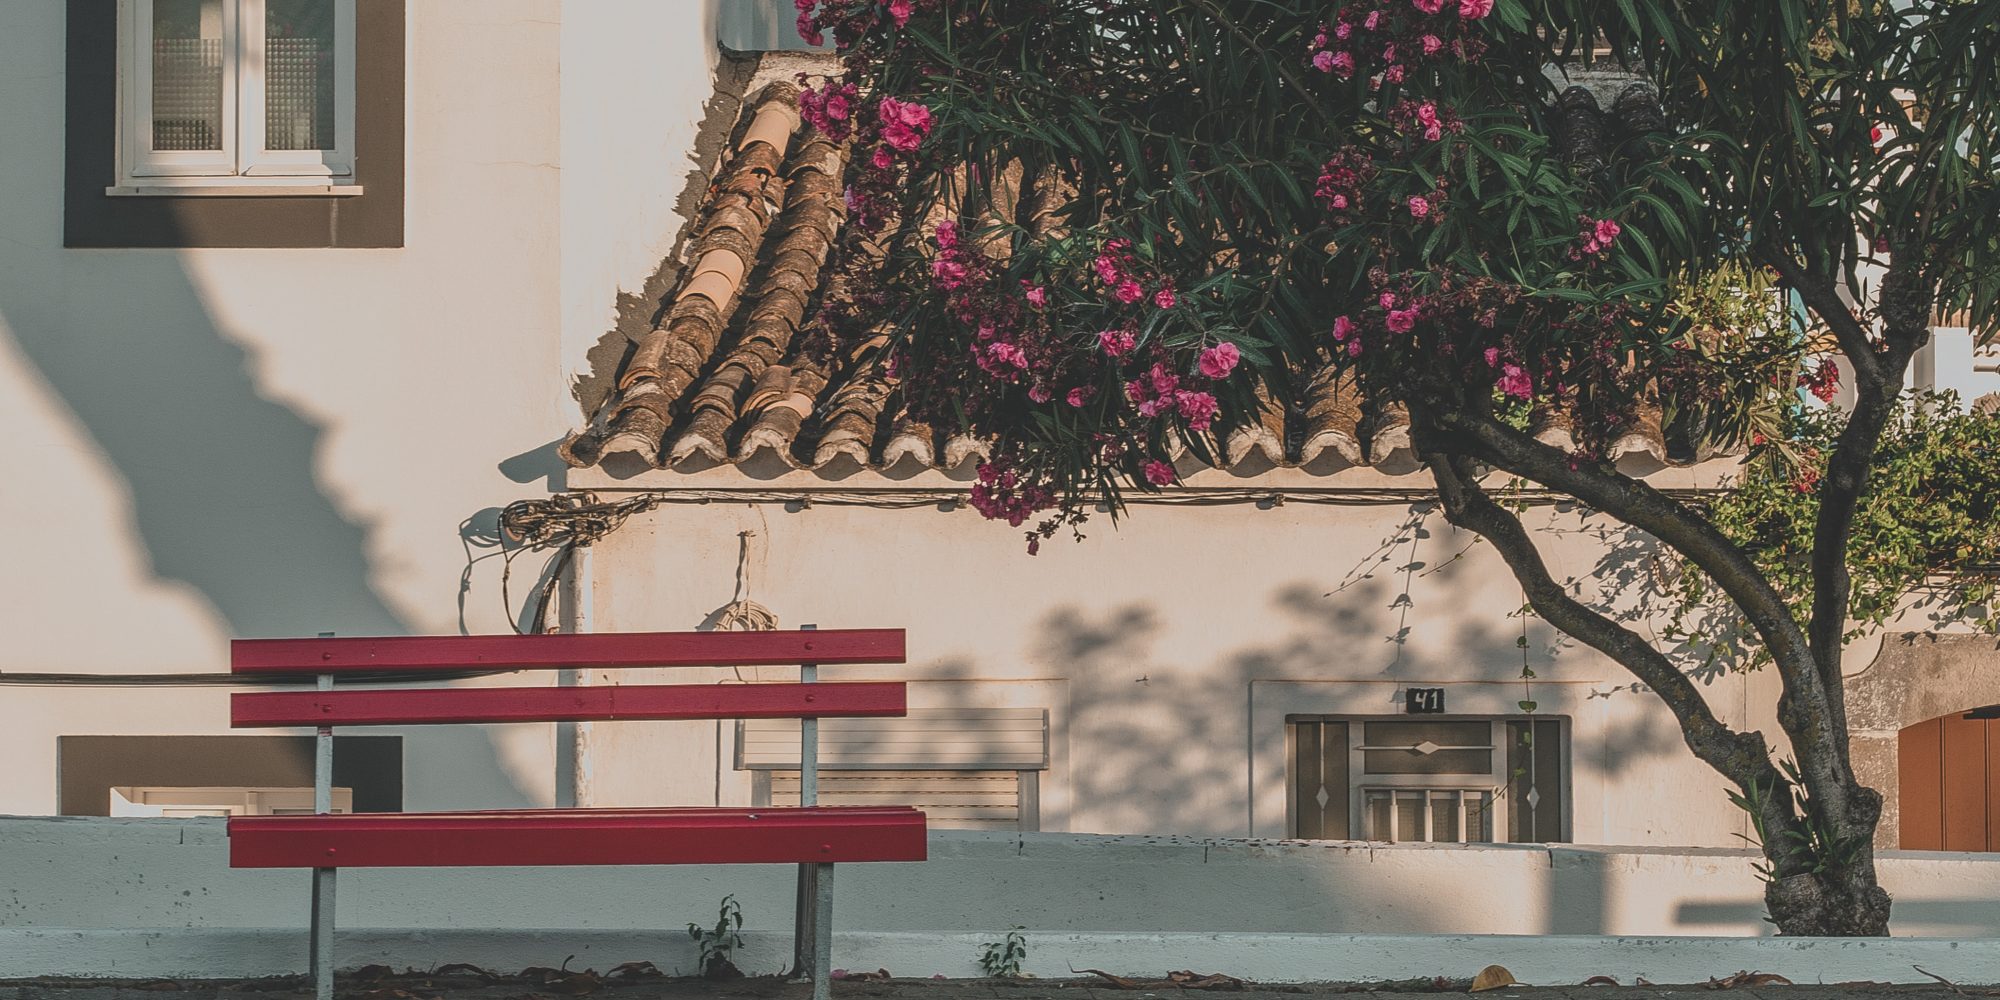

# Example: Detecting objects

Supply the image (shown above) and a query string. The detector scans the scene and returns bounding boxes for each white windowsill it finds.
[106,184,365,198]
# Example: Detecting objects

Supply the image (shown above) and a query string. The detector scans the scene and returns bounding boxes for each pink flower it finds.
[1153,287,1177,310]
[1422,34,1444,55]
[1364,10,1382,29]
[1328,193,1349,210]
[1024,284,1047,308]
[1115,278,1145,304]
[1175,390,1219,431]
[870,146,894,170]
[934,220,959,249]
[1460,0,1495,18]
[1143,460,1177,486]
[1099,329,1136,357]
[1332,315,1356,341]
[825,94,850,120]
[1497,363,1533,400]
[1408,196,1431,218]
[888,0,913,26]
[1335,22,1352,39]
[1027,384,1053,403]
[1346,338,1364,357]
[1483,346,1501,366]
[1594,218,1621,245]
[876,97,933,153]
[931,258,968,289]
[1385,308,1418,333]
[1414,0,1446,12]
[1384,64,1406,84]
[1198,342,1241,378]
[1330,51,1355,77]
[1313,50,1336,72]
[1066,386,1096,408]
[1093,253,1122,284]
[1380,292,1398,309]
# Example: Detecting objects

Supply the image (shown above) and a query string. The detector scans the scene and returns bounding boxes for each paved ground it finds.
[5,968,1992,1000]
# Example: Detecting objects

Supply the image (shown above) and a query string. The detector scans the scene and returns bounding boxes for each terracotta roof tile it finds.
[562,67,1678,477]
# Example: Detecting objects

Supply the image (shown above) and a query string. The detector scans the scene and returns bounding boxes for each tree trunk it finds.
[1765,866,1892,936]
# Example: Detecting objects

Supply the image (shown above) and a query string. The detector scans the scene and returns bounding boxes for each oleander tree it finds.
[789,0,2000,934]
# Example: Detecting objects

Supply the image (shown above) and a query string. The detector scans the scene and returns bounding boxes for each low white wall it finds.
[6,818,2000,981]
[5,929,1997,987]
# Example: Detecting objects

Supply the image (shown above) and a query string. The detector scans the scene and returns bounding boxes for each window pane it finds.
[152,0,225,151]
[1465,790,1493,842]
[1394,790,1426,842]
[1365,789,1392,840]
[265,0,337,150]
[1430,790,1460,842]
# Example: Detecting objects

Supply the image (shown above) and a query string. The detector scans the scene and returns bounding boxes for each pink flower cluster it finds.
[1305,0,1493,90]
[970,458,1055,528]
[1125,363,1221,432]
[1388,99,1463,143]
[1315,148,1377,221]
[1799,357,1841,403]
[1482,346,1534,400]
[798,79,859,141]
[794,0,932,50]
[1092,238,1174,307]
[1571,216,1622,259]
[876,97,933,155]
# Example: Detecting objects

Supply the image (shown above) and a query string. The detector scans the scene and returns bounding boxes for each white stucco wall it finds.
[565,465,1773,849]
[0,1,722,815]
[4,819,2000,980]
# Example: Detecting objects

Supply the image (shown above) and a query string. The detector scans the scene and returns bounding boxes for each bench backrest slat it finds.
[231,682,908,728]
[231,629,906,676]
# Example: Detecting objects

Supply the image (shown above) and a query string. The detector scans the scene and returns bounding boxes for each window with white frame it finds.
[1287,716,1568,843]
[119,0,355,188]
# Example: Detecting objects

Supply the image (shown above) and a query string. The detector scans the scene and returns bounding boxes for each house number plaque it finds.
[1405,687,1445,714]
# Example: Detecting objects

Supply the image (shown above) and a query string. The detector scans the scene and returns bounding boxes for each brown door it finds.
[1898,713,2000,851]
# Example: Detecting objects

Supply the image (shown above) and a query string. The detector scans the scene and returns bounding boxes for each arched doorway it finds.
[1898,710,2000,851]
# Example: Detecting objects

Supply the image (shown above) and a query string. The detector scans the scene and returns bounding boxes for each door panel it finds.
[1898,712,1996,852]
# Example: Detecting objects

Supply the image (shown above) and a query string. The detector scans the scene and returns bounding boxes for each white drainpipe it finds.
[557,542,595,807]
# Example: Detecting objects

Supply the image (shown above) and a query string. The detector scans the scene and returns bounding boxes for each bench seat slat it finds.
[232,682,907,728]
[228,806,927,868]
[231,629,906,676]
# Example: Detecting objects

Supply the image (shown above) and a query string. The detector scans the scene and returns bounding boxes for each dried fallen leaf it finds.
[1075,969,1141,989]
[606,962,661,980]
[1167,971,1245,990]
[544,973,601,996]
[352,966,394,983]
[1707,970,1793,989]
[432,964,495,980]
[1581,975,1619,986]
[1469,965,1517,992]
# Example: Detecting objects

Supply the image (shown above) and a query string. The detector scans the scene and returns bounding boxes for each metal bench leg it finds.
[811,862,833,1000]
[310,868,337,1000]
[312,667,336,1000]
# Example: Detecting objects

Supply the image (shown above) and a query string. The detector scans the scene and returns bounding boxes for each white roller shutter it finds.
[738,708,1049,831]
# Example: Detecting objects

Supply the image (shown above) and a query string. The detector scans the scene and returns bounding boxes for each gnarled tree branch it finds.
[1418,445,1808,860]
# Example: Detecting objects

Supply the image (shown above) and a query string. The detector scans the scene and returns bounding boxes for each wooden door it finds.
[1899,713,2000,851]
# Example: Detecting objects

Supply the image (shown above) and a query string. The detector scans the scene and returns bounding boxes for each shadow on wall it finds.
[0,57,533,807]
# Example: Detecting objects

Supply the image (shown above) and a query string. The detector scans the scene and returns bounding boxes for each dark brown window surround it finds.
[57,734,403,815]
[64,0,405,248]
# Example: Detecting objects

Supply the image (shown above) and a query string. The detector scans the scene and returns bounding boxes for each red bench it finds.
[228,627,925,1000]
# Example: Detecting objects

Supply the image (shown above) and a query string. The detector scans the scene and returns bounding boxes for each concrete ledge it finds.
[1,929,1994,986]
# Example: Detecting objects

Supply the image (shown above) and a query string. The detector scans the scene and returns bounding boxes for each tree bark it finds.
[1412,416,1894,936]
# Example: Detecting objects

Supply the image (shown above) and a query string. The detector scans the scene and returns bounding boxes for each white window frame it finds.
[110,785,353,817]
[116,0,357,193]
